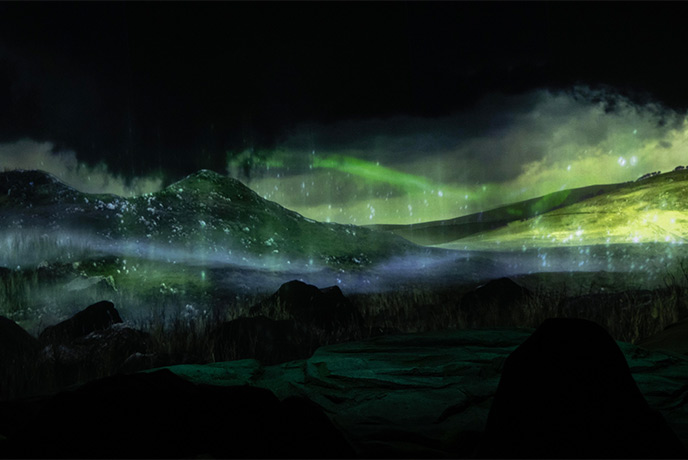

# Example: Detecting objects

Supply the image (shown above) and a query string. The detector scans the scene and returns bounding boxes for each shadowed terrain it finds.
[2,169,688,457]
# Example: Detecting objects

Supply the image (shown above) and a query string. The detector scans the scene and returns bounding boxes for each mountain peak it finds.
[161,170,260,203]
[187,169,228,181]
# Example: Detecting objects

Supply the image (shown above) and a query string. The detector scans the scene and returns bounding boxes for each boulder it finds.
[478,318,687,458]
[211,315,310,365]
[460,277,533,328]
[37,301,150,388]
[39,300,122,345]
[251,280,363,342]
[43,323,151,387]
[0,369,355,458]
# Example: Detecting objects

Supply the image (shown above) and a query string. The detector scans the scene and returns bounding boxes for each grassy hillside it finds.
[440,169,688,250]
[373,169,688,249]
[370,183,625,245]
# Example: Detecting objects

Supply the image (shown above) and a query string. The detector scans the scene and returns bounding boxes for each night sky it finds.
[2,2,688,224]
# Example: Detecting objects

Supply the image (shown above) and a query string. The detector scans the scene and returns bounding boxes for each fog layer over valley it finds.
[2,168,687,337]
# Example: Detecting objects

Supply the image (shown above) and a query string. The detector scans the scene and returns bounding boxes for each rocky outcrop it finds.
[38,300,122,345]
[38,301,150,387]
[211,280,365,366]
[251,280,363,343]
[0,369,356,459]
[478,318,686,458]
[43,323,151,386]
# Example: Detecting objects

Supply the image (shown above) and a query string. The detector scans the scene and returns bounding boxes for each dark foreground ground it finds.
[3,266,688,458]
[2,317,688,458]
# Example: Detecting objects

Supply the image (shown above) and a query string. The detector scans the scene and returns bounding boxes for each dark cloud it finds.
[3,87,687,226]
[1,2,688,189]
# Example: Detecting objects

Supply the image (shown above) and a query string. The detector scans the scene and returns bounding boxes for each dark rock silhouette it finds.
[43,324,151,387]
[38,300,122,345]
[0,316,45,400]
[460,277,533,328]
[478,318,687,458]
[212,315,310,365]
[0,316,39,357]
[38,301,149,387]
[252,280,363,342]
[0,369,356,459]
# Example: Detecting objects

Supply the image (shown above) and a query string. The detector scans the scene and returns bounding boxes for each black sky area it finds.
[1,2,688,182]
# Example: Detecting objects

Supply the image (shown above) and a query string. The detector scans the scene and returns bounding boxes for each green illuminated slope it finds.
[371,182,625,245]
[374,169,688,248]
[453,169,688,249]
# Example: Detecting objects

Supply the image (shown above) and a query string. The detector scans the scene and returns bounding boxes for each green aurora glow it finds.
[239,91,688,225]
[4,89,688,226]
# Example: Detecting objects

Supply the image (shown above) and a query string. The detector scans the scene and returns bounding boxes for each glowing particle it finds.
[199,220,206,227]
[438,190,443,197]
[567,165,571,171]
[633,129,637,135]
[618,157,626,167]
